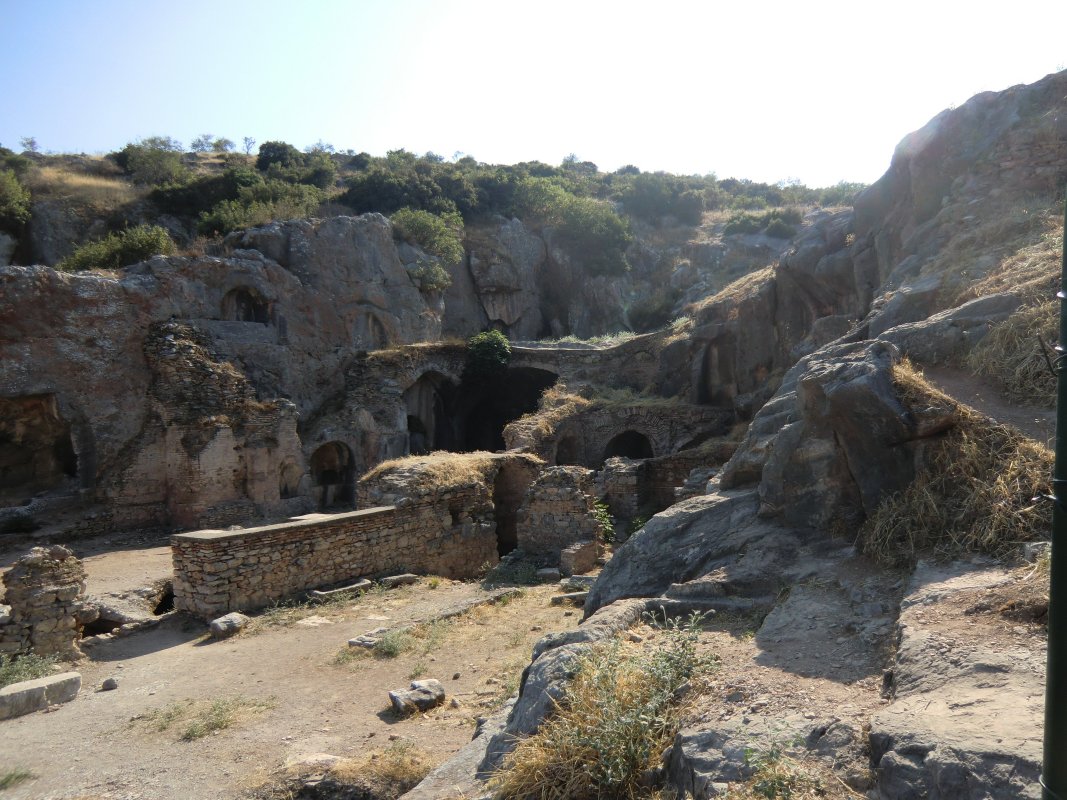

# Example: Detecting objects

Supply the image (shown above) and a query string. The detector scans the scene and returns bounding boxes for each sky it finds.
[3,0,1066,188]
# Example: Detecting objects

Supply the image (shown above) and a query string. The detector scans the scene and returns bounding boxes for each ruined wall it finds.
[515,467,601,558]
[172,502,497,619]
[0,546,88,658]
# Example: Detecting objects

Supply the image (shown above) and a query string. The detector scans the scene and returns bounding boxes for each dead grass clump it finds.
[957,228,1061,306]
[964,300,1057,406]
[328,740,438,797]
[725,747,861,799]
[684,264,776,317]
[360,450,501,491]
[25,165,143,210]
[132,695,275,741]
[858,360,1052,566]
[492,617,712,799]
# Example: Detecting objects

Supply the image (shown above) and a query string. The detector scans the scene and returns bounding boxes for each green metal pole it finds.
[1043,189,1067,800]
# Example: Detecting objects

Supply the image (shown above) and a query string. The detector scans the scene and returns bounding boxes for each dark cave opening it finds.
[0,395,79,507]
[603,430,654,461]
[222,287,271,324]
[309,441,356,509]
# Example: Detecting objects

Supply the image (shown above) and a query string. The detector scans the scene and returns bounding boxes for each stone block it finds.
[0,671,81,720]
[560,540,599,577]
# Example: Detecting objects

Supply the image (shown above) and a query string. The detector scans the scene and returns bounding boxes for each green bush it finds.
[557,196,632,276]
[0,653,57,689]
[763,218,797,239]
[406,260,452,292]
[0,169,31,236]
[113,137,187,186]
[390,207,464,264]
[723,208,801,238]
[465,330,511,378]
[198,180,323,235]
[57,224,175,272]
[255,140,303,171]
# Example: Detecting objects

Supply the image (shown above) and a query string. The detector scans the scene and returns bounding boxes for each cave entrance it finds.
[603,430,654,462]
[279,462,303,500]
[222,287,271,323]
[0,395,79,507]
[457,367,558,452]
[696,338,737,406]
[555,435,581,466]
[309,442,355,509]
[404,372,459,454]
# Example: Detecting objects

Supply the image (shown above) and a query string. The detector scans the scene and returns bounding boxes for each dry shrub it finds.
[685,265,776,317]
[858,361,1052,566]
[725,748,861,799]
[492,617,712,800]
[328,740,438,796]
[361,450,501,491]
[964,300,1057,406]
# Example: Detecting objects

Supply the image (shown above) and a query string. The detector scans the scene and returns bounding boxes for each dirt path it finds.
[922,365,1055,446]
[2,574,580,800]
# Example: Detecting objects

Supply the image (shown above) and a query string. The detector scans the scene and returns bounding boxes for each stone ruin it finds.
[0,545,89,659]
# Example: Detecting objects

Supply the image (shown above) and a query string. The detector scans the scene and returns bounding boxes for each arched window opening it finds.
[602,430,654,462]
[309,442,355,509]
[222,287,271,324]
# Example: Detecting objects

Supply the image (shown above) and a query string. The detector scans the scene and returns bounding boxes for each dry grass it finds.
[858,360,1052,565]
[132,695,275,741]
[964,300,1057,406]
[361,450,502,491]
[723,748,862,799]
[505,381,692,447]
[25,165,143,210]
[327,741,438,797]
[685,265,776,317]
[492,619,712,800]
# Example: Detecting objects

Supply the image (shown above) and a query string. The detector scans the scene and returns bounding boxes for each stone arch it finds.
[354,312,393,350]
[309,441,355,509]
[221,287,271,324]
[602,430,654,462]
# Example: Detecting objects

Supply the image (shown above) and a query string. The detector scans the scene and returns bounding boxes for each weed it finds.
[427,576,441,589]
[593,501,615,544]
[726,746,859,799]
[0,653,57,689]
[180,696,275,741]
[492,615,713,799]
[965,300,1056,406]
[328,740,438,795]
[858,360,1052,565]
[407,661,427,680]
[372,629,415,658]
[0,768,34,790]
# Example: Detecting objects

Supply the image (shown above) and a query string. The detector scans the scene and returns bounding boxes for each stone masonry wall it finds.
[516,467,602,558]
[172,499,497,619]
[0,546,89,658]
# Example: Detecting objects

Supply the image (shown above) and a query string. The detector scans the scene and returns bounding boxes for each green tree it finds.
[0,169,31,236]
[212,138,235,153]
[114,137,187,186]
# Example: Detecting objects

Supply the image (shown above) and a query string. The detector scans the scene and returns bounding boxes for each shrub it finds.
[0,169,31,236]
[113,137,187,186]
[0,653,56,689]
[255,140,303,171]
[57,224,175,272]
[593,501,615,544]
[406,260,452,292]
[557,196,632,276]
[763,217,797,239]
[492,615,712,798]
[198,180,323,235]
[390,207,464,264]
[465,330,511,378]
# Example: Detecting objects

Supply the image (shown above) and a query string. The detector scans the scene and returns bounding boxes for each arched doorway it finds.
[278,462,303,500]
[222,287,271,323]
[403,372,459,454]
[309,442,355,509]
[0,395,79,506]
[602,430,654,461]
[555,435,581,466]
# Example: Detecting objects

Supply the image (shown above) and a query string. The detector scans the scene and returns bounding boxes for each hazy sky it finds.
[3,0,1066,187]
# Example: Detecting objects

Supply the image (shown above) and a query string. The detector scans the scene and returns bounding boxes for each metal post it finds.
[1043,189,1067,800]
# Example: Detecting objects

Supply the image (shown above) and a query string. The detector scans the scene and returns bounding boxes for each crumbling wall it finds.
[0,546,89,658]
[515,467,601,559]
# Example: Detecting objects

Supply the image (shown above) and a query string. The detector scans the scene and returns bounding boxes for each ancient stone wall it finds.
[172,499,497,619]
[0,546,88,658]
[515,467,602,558]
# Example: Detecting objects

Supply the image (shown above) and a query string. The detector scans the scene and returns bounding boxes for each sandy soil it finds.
[1,569,580,800]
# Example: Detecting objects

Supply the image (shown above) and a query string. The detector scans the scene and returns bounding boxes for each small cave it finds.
[603,430,655,461]
[152,582,175,615]
[81,616,122,637]
[696,339,738,407]
[403,372,460,454]
[279,462,303,500]
[0,395,79,507]
[310,441,356,509]
[456,367,559,452]
[555,435,581,466]
[222,287,271,324]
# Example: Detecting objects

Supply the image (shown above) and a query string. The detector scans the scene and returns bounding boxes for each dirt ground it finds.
[0,542,581,800]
